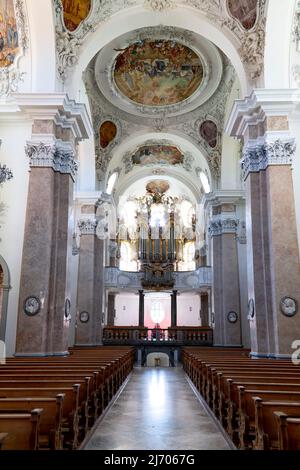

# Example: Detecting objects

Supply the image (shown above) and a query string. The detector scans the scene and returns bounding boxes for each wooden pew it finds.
[0,395,64,450]
[226,380,300,443]
[253,399,300,450]
[275,412,300,450]
[0,347,134,450]
[182,347,300,451]
[0,386,80,449]
[0,433,8,450]
[237,388,300,449]
[0,409,42,450]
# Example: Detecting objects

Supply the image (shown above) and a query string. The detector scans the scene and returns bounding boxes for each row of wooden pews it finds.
[182,347,300,450]
[0,346,134,450]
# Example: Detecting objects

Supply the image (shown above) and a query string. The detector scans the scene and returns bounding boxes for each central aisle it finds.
[83,367,231,450]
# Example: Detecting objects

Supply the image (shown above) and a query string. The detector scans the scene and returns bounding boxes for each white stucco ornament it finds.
[144,0,175,11]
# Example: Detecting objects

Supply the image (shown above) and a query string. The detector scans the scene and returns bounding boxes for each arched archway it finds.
[0,255,11,342]
[146,352,170,367]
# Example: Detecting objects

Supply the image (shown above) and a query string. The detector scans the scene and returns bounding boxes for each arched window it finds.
[151,302,165,325]
[199,172,211,194]
[106,172,118,195]
[119,241,137,272]
[182,242,196,271]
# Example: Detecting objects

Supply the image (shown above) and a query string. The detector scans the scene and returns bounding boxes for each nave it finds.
[83,367,231,451]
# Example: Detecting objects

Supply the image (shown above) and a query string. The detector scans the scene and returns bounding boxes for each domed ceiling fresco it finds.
[113,40,204,107]
[0,0,19,68]
[132,145,184,166]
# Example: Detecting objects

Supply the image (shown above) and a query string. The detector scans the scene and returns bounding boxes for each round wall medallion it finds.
[280,297,298,317]
[248,298,255,320]
[24,296,41,316]
[227,311,238,324]
[79,311,90,323]
[64,298,71,319]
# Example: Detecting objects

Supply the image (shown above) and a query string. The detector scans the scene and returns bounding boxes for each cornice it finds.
[225,89,300,139]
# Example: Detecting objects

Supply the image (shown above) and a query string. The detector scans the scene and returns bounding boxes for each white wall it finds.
[222,78,242,190]
[177,294,201,326]
[115,293,139,326]
[0,119,32,356]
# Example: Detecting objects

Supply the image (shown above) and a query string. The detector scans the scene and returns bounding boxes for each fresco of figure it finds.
[0,0,19,67]
[114,40,204,107]
[227,0,258,31]
[62,0,92,32]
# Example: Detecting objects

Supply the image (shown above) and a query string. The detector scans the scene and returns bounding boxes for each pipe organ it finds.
[117,182,197,289]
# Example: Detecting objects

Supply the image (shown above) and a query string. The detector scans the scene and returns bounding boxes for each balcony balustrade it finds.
[102,326,213,346]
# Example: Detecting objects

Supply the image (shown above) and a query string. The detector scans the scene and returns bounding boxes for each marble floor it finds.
[83,367,231,450]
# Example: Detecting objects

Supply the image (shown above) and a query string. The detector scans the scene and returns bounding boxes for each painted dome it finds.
[113,39,204,107]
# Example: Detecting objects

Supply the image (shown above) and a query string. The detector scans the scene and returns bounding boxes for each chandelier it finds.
[0,165,13,184]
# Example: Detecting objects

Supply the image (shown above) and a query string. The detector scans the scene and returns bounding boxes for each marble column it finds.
[107,292,116,326]
[171,290,178,328]
[14,96,91,356]
[226,91,300,356]
[200,292,209,327]
[208,204,242,347]
[16,147,77,355]
[139,290,145,327]
[75,217,104,346]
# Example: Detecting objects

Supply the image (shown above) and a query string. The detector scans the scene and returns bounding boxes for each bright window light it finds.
[150,204,165,227]
[200,172,211,194]
[106,172,118,195]
[151,302,165,324]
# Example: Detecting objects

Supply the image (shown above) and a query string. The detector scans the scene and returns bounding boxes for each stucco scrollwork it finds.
[241,139,296,180]
[78,218,98,236]
[26,142,78,180]
[144,0,175,11]
[54,0,266,83]
[208,218,238,237]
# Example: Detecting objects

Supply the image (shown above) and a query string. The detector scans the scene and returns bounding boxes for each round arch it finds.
[0,255,11,342]
[146,352,170,367]
[104,131,213,198]
[67,5,249,98]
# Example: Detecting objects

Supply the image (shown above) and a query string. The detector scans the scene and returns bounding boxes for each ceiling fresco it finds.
[199,120,218,149]
[146,180,170,195]
[132,145,184,166]
[0,0,19,67]
[113,39,204,107]
[62,0,91,32]
[100,121,117,149]
[227,0,258,31]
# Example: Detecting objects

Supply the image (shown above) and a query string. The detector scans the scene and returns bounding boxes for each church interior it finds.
[1,0,300,453]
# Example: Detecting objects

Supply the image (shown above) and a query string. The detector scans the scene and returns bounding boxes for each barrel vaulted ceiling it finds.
[54,0,267,192]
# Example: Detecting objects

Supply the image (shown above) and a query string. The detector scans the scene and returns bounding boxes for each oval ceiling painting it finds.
[100,121,117,149]
[133,145,184,166]
[200,120,218,149]
[0,0,19,68]
[62,0,92,32]
[227,0,258,31]
[114,40,204,107]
